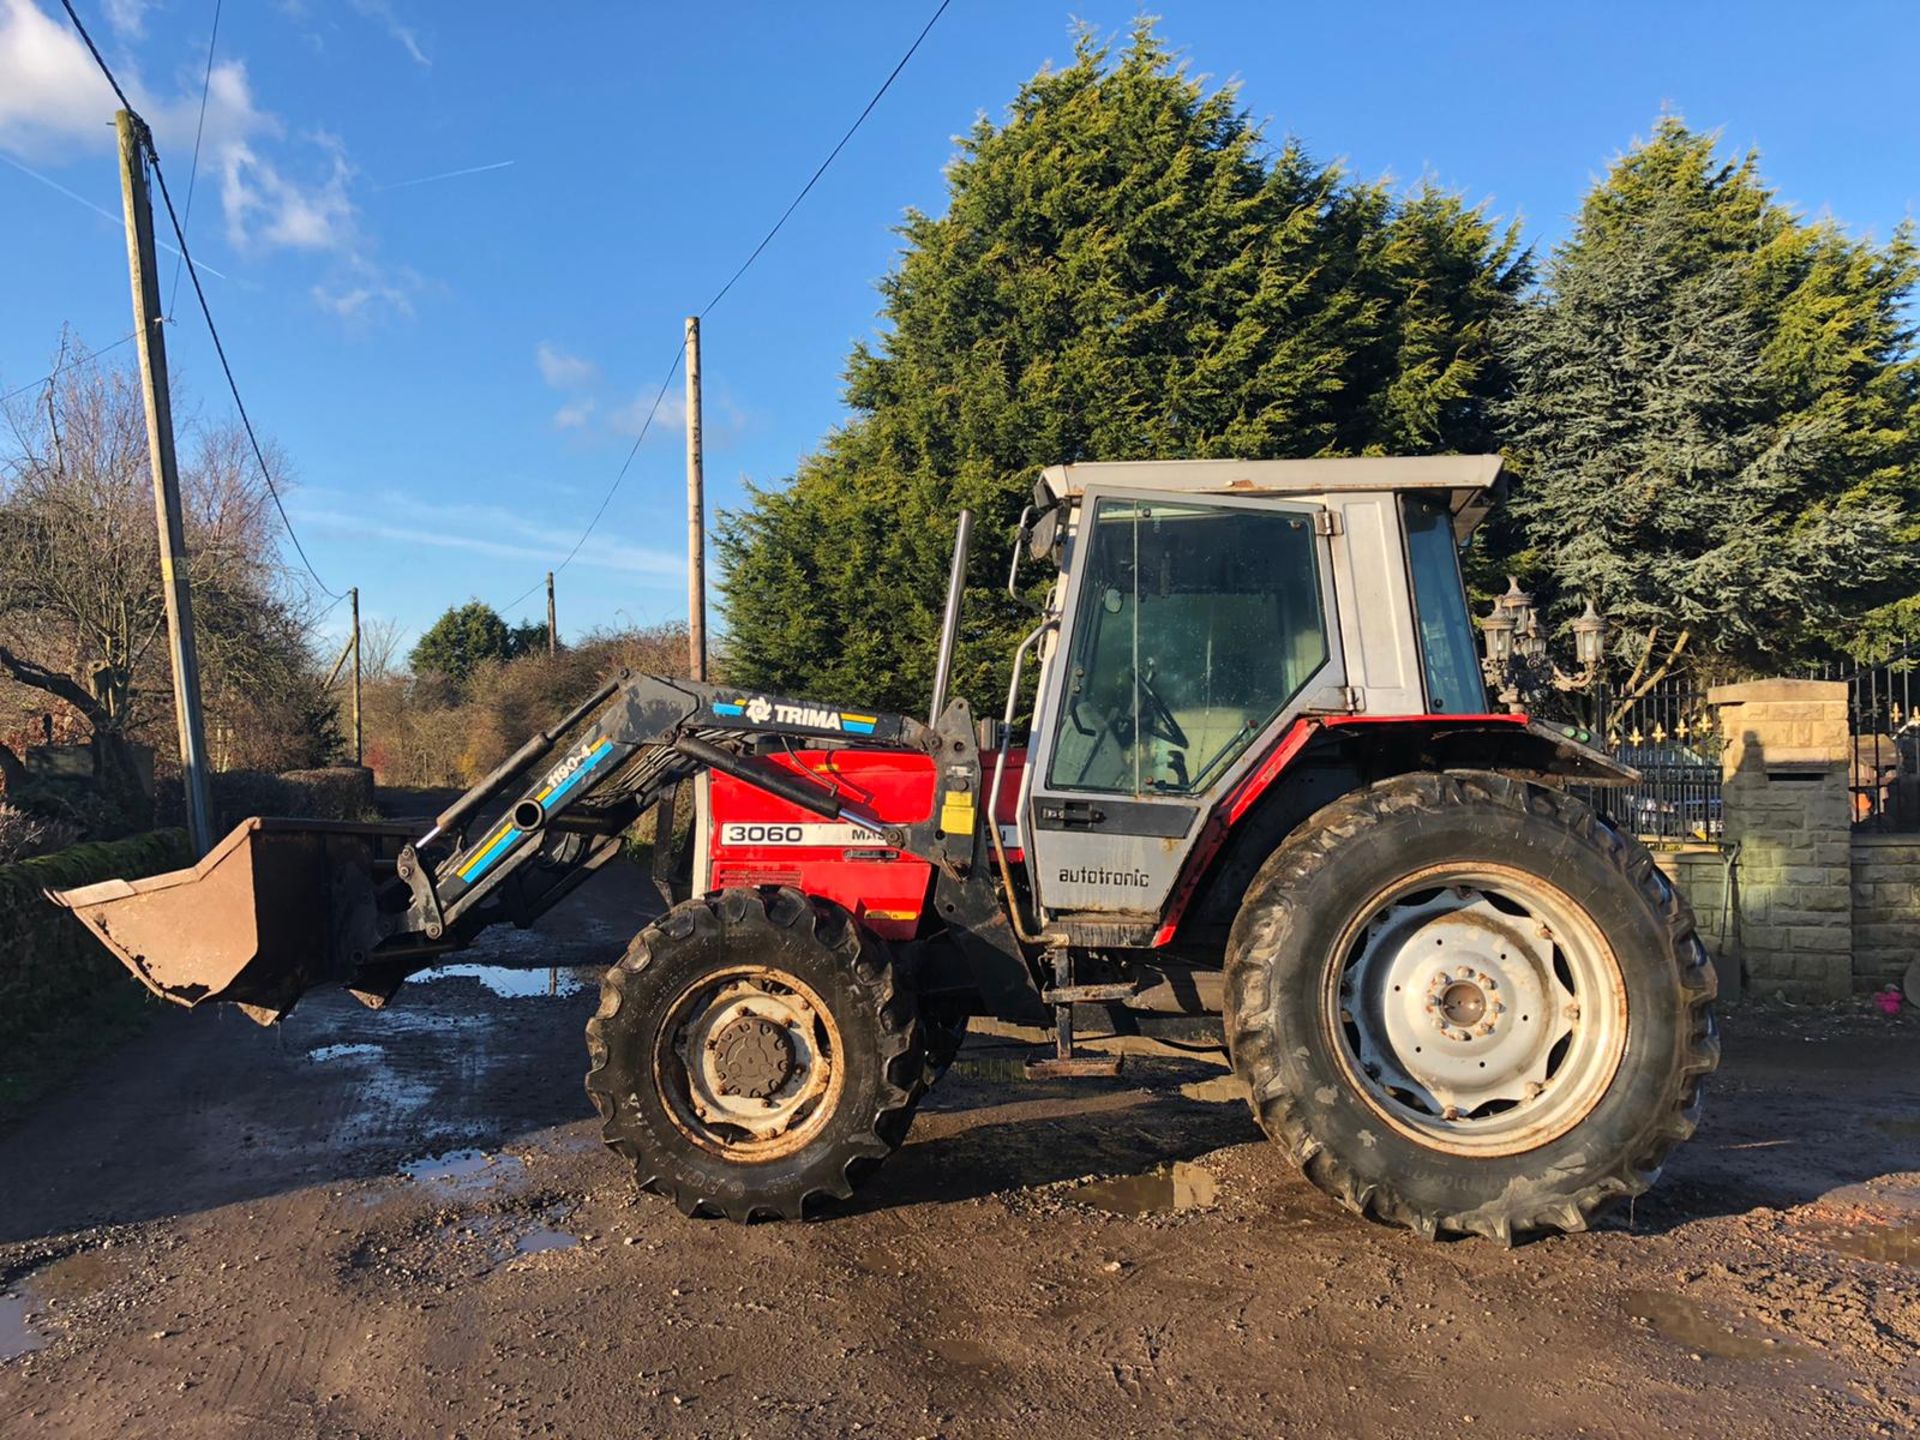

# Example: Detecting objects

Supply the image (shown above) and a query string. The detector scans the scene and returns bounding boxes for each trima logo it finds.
[1056,865,1153,888]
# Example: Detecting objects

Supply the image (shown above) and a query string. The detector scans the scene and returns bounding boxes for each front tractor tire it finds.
[585,887,926,1221]
[1223,771,1718,1244]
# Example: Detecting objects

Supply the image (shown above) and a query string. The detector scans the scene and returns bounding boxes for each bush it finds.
[363,623,689,789]
[0,800,80,863]
[151,765,378,832]
[0,828,193,1119]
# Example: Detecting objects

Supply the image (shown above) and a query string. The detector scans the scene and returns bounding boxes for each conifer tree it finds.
[1498,118,1919,682]
[718,24,1528,712]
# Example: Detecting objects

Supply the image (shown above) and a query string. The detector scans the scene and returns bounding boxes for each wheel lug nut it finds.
[1523,1081,1544,1101]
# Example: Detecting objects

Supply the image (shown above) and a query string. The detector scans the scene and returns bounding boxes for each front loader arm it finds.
[413,675,924,937]
[52,672,1018,1023]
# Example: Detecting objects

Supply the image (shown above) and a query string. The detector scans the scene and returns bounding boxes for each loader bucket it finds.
[50,816,411,1024]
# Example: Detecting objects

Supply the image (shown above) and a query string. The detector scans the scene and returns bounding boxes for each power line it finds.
[699,0,951,317]
[58,0,342,601]
[0,150,226,278]
[502,344,687,614]
[502,0,952,609]
[167,0,223,320]
[0,333,136,407]
[148,151,343,598]
[58,0,134,111]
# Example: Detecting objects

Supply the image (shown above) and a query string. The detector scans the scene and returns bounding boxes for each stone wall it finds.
[1709,679,1853,1002]
[1654,848,1731,960]
[1851,836,1920,993]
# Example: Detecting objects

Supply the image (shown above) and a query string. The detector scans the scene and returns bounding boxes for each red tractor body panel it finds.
[1150,712,1533,945]
[708,747,1027,943]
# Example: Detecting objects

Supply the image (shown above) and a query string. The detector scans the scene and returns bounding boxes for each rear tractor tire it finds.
[585,887,926,1221]
[1223,771,1718,1244]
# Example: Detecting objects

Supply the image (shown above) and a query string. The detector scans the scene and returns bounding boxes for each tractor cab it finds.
[1006,456,1503,927]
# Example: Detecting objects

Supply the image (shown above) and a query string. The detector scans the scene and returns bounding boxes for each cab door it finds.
[1022,488,1346,918]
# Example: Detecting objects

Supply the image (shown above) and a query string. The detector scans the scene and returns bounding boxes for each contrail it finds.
[374,159,515,193]
[0,151,228,279]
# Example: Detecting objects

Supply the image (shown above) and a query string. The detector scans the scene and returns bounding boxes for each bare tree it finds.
[0,335,320,822]
[357,616,406,680]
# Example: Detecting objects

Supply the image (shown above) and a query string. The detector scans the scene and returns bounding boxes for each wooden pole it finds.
[350,586,363,766]
[546,570,557,656]
[118,110,213,856]
[685,316,706,681]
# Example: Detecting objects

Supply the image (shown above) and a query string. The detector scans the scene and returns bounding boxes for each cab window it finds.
[1402,496,1486,714]
[1048,497,1329,796]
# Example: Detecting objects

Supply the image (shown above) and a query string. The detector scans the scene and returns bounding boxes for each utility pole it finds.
[118,110,213,856]
[349,586,363,766]
[684,316,706,681]
[546,571,557,656]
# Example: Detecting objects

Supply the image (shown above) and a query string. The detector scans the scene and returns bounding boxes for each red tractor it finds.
[59,456,1717,1242]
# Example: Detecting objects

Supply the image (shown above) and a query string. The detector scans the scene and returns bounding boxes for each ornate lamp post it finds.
[1479,581,1609,716]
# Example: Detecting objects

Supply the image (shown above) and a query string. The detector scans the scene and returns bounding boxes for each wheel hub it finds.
[1344,885,1590,1129]
[669,976,835,1146]
[711,1015,796,1099]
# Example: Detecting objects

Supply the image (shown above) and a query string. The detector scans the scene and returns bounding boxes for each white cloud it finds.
[0,3,413,319]
[314,276,414,320]
[608,388,687,439]
[0,0,121,159]
[535,342,597,390]
[348,0,428,67]
[294,488,683,580]
[103,0,150,37]
[222,133,357,251]
[552,397,595,430]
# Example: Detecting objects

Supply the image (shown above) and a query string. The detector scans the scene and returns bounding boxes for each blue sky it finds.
[3,1,1917,655]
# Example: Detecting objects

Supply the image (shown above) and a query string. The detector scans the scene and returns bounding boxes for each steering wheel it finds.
[1130,665,1188,748]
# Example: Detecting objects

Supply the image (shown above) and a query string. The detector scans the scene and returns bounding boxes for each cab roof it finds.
[1038,455,1505,539]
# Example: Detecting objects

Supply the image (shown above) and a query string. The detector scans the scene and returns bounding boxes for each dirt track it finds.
[2,859,1916,1439]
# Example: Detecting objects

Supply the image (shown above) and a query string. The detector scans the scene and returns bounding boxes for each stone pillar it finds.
[1709,679,1853,1001]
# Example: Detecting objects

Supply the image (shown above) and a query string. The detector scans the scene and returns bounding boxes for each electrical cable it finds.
[499,0,953,609]
[0,333,136,406]
[148,152,343,598]
[167,0,223,320]
[57,0,343,600]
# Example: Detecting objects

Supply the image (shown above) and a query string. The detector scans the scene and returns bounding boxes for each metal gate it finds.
[1549,681,1723,844]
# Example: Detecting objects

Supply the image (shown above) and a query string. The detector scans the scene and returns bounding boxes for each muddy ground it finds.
[1,859,1916,1439]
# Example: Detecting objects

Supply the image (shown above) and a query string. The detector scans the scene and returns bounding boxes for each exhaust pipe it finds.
[928,509,973,723]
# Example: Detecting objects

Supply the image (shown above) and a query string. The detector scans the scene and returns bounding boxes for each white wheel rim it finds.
[1324,864,1629,1157]
[654,966,844,1163]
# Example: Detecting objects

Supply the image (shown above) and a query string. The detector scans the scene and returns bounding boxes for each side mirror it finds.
[1026,505,1061,562]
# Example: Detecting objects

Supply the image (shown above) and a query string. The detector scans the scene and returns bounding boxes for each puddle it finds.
[514,1227,580,1255]
[415,964,583,999]
[308,1043,384,1063]
[1815,1219,1920,1267]
[0,1293,46,1363]
[401,1148,527,1192]
[1625,1291,1807,1363]
[1072,1162,1218,1216]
